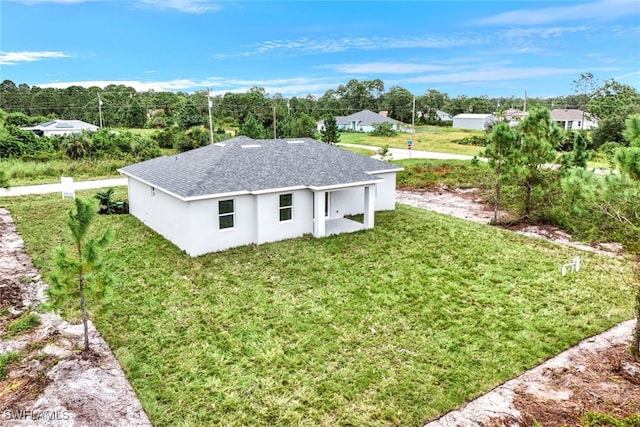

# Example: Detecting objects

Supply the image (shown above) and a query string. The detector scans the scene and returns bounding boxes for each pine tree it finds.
[320,115,340,144]
[47,198,113,352]
[484,122,518,223]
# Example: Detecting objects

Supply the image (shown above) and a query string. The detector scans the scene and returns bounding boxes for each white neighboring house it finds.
[435,110,453,121]
[318,110,402,133]
[550,109,599,130]
[452,114,498,130]
[118,136,403,256]
[22,120,99,137]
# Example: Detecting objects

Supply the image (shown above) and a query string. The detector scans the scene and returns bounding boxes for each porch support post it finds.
[363,185,375,229]
[313,190,326,237]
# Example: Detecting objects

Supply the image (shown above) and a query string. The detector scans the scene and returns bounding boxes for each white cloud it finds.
[476,0,640,26]
[136,0,221,13]
[218,34,486,59]
[406,66,616,85]
[0,51,71,65]
[7,0,221,13]
[33,76,337,96]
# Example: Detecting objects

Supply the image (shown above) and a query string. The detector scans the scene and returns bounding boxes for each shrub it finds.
[0,352,21,380]
[370,122,397,137]
[453,134,490,146]
[4,312,41,338]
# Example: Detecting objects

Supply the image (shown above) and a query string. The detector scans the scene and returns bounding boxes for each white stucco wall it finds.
[127,178,192,252]
[374,172,397,211]
[256,190,314,244]
[186,195,256,256]
[126,171,398,256]
[453,118,485,130]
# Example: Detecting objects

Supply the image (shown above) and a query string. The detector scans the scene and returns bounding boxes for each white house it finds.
[22,119,99,137]
[118,136,403,256]
[318,110,402,133]
[550,109,598,130]
[452,113,498,131]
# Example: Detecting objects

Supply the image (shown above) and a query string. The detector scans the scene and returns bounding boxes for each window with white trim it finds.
[279,193,293,222]
[219,199,234,229]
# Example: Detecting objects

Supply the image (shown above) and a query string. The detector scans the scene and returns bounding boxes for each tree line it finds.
[2,77,638,141]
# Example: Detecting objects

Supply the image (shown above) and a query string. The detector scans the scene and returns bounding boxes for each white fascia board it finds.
[367,167,404,174]
[251,185,307,195]
[184,190,251,202]
[309,178,382,191]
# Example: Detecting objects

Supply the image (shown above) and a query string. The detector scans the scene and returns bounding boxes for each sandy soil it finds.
[0,208,152,427]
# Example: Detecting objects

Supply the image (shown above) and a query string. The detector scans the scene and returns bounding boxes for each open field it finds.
[338,127,486,156]
[0,190,633,426]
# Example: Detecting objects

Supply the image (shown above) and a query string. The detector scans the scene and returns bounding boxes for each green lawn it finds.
[339,127,486,156]
[1,191,634,426]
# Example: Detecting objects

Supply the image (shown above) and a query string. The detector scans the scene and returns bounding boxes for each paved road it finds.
[0,177,127,197]
[338,143,482,161]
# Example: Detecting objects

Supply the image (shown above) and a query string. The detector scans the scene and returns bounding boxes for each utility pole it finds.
[523,90,527,113]
[207,88,214,144]
[273,104,277,139]
[98,94,104,128]
[411,96,415,159]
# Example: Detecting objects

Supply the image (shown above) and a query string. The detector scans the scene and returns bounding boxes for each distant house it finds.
[452,114,498,130]
[550,109,598,130]
[118,136,403,256]
[435,110,453,121]
[318,110,402,133]
[22,119,99,137]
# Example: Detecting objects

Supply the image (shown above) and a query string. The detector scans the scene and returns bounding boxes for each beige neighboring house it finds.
[23,119,99,137]
[550,109,599,130]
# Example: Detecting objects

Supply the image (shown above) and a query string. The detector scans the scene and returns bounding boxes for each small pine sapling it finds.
[47,198,114,352]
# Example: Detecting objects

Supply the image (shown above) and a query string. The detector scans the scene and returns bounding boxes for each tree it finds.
[383,86,413,123]
[320,115,340,144]
[516,108,563,217]
[484,122,518,223]
[290,113,316,138]
[572,73,597,130]
[588,79,640,121]
[616,114,640,181]
[238,113,266,139]
[47,198,113,352]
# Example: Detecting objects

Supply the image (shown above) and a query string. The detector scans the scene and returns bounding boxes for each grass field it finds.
[1,190,633,426]
[338,126,486,156]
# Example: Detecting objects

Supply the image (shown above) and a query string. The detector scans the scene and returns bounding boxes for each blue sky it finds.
[1,0,639,99]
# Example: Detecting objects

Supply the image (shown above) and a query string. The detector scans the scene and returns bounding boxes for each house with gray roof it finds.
[318,110,402,133]
[118,136,403,256]
[22,119,99,137]
[550,109,598,130]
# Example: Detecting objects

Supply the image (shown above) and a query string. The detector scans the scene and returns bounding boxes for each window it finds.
[279,193,293,222]
[219,199,234,229]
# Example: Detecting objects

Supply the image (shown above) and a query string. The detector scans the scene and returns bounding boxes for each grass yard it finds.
[1,191,634,426]
[339,127,485,156]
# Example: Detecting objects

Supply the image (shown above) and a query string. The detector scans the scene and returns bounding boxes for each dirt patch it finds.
[0,208,152,426]
[397,189,639,426]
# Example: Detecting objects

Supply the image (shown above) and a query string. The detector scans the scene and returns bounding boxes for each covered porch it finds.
[312,184,377,238]
[325,217,367,236]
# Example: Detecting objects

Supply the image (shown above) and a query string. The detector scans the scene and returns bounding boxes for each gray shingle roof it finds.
[119,137,402,199]
[336,110,401,126]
